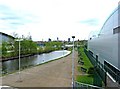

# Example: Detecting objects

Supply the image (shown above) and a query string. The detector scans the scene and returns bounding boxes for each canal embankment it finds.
[1,54,35,62]
[2,50,71,76]
[2,51,78,87]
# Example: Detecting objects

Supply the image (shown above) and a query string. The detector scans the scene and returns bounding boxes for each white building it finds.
[88,4,120,83]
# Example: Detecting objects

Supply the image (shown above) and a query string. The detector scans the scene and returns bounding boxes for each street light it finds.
[72,36,75,88]
[15,39,23,82]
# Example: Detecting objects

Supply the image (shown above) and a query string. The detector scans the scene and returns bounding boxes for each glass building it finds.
[88,4,120,83]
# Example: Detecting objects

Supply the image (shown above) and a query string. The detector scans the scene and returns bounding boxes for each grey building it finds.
[88,5,120,84]
[0,32,15,57]
[0,32,15,44]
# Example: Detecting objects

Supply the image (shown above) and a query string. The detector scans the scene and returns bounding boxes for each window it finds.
[113,26,120,34]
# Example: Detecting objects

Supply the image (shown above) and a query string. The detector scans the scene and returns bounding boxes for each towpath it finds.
[2,51,78,87]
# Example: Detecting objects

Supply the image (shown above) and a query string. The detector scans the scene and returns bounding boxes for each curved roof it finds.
[99,4,120,34]
[0,32,15,39]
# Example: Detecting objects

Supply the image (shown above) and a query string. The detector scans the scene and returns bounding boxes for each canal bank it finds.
[2,51,78,87]
[1,49,65,62]
[1,54,35,62]
[2,50,71,76]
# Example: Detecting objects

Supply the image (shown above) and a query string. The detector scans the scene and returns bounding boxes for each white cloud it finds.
[0,0,119,41]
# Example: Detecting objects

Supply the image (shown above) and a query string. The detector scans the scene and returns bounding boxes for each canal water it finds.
[1,50,71,75]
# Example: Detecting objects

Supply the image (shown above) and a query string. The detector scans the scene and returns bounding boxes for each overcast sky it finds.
[0,0,119,41]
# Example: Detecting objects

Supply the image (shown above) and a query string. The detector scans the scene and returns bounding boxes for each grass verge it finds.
[76,75,94,85]
[79,47,93,70]
[76,46,94,84]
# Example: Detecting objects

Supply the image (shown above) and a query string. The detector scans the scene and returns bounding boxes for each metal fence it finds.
[74,81,103,89]
[104,61,120,84]
[84,48,120,85]
[84,48,107,86]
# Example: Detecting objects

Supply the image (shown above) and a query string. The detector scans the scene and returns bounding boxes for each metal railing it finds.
[84,48,107,86]
[84,48,120,85]
[74,81,103,89]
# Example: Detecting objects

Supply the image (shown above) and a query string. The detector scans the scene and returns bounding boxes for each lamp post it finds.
[72,36,75,88]
[15,39,23,82]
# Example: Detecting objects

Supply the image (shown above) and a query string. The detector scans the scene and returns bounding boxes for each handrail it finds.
[74,81,103,89]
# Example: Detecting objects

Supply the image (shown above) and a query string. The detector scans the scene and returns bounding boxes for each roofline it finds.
[0,32,15,39]
[99,4,120,35]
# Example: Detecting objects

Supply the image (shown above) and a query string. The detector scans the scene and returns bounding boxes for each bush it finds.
[88,67,94,74]
[76,75,93,85]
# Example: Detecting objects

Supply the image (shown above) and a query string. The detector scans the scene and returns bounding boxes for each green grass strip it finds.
[76,75,94,85]
[78,47,93,70]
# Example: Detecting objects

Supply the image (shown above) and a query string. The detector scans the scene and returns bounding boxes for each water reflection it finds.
[2,50,70,75]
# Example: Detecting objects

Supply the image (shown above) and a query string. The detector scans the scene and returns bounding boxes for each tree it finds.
[2,42,7,58]
[0,44,2,57]
[17,39,37,55]
[2,34,38,58]
[11,32,18,38]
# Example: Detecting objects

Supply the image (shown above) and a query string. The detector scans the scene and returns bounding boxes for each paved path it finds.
[2,51,78,87]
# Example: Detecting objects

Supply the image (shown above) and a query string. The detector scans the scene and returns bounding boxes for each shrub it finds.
[88,67,94,74]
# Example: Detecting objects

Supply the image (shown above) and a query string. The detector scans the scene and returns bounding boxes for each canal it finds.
[1,50,71,75]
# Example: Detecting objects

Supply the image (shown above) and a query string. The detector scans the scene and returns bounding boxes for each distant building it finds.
[35,41,45,47]
[48,38,51,42]
[0,32,15,44]
[68,38,70,42]
[57,37,59,41]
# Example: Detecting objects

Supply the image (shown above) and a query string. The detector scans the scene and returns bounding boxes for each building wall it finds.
[88,6,120,70]
[118,3,120,70]
[118,33,120,69]
[0,33,2,44]
[0,32,1,76]
[0,32,14,43]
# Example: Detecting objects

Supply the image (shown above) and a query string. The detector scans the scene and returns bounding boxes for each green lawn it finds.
[78,47,93,71]
[77,47,94,84]
[76,47,104,87]
[76,75,94,85]
[77,66,82,72]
